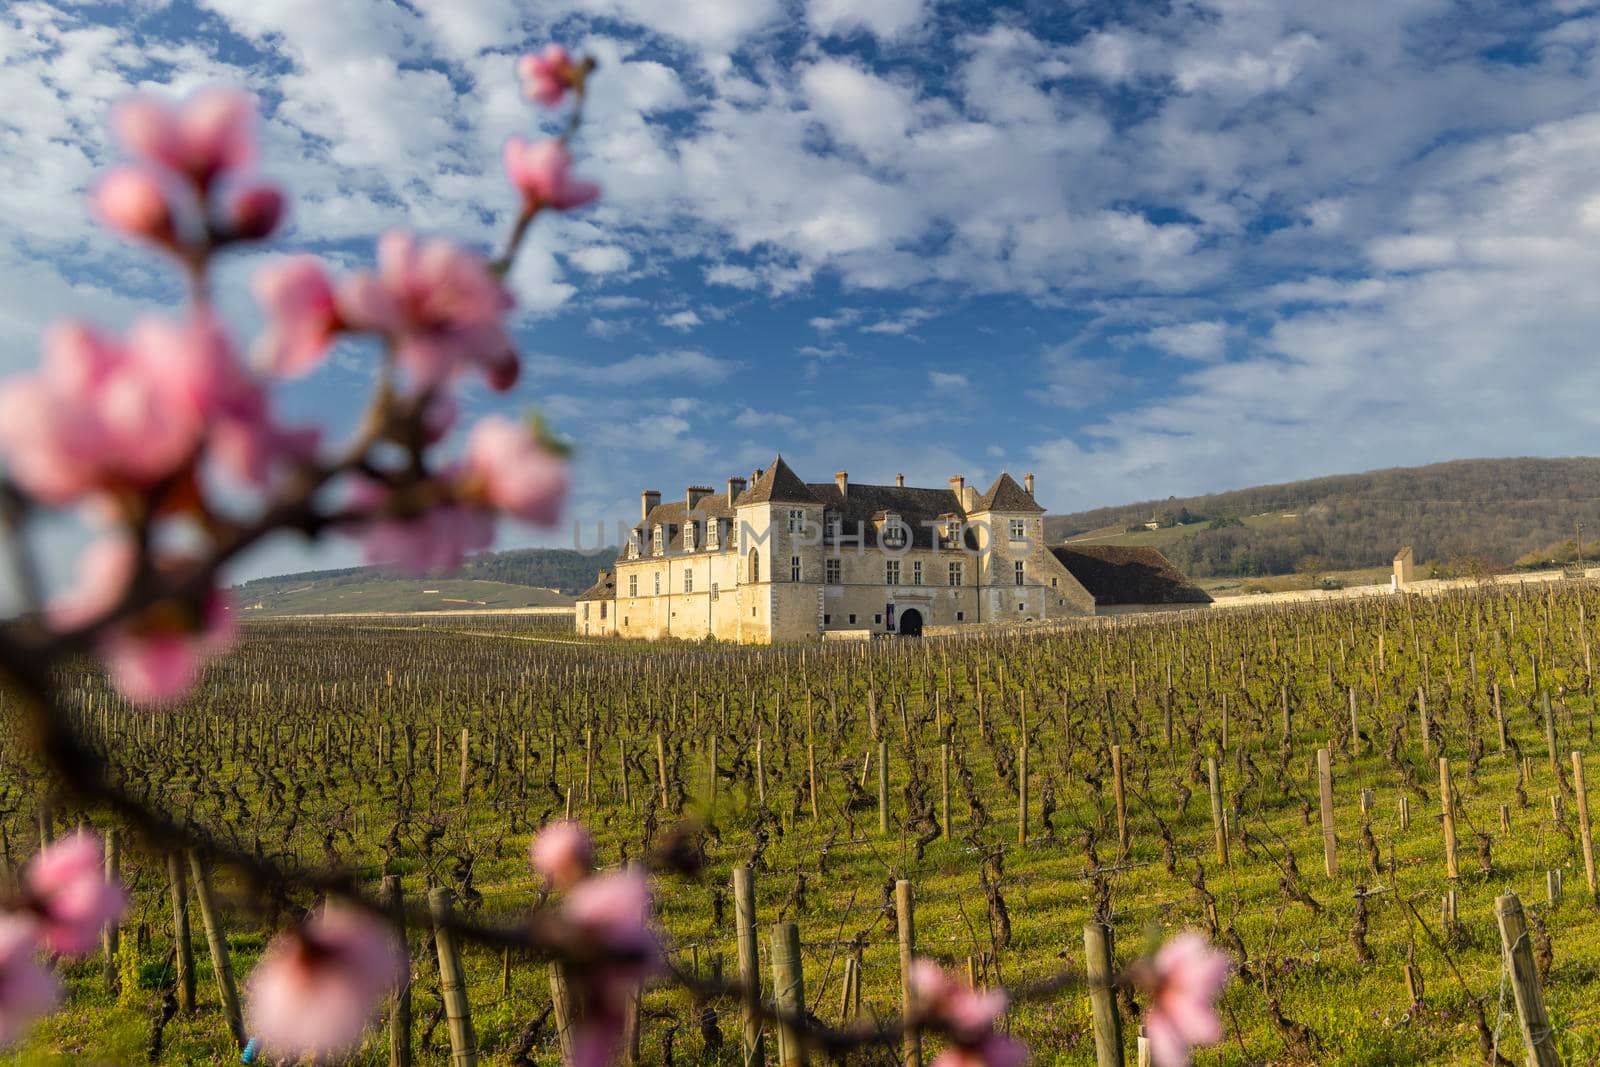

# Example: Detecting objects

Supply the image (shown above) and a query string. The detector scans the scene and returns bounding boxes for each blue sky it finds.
[6,0,1600,583]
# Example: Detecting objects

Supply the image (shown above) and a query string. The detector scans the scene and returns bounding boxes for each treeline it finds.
[1043,457,1600,579]
[237,546,617,597]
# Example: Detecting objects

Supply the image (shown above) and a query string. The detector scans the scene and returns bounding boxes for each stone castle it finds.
[576,456,1209,642]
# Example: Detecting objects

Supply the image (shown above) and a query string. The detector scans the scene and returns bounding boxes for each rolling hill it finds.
[1044,457,1600,579]
[235,458,1600,612]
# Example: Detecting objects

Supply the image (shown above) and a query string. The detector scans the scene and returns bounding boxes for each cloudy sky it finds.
[6,0,1600,581]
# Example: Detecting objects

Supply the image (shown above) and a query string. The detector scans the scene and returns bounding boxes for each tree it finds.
[1295,555,1330,588]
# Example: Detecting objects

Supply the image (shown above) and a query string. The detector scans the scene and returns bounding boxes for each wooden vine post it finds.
[1084,920,1124,1067]
[770,921,806,1067]
[1207,757,1228,866]
[1439,757,1459,880]
[383,874,413,1067]
[167,851,196,1014]
[1317,746,1337,877]
[187,850,245,1048]
[429,887,478,1067]
[1573,750,1597,902]
[102,827,120,994]
[733,866,764,1067]
[896,879,921,1067]
[1495,892,1562,1067]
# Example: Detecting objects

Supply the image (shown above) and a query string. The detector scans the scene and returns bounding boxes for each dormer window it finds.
[708,519,720,550]
[627,533,641,559]
[684,522,697,551]
[880,512,908,549]
[652,525,664,554]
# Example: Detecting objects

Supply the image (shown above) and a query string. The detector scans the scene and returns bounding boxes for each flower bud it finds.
[227,183,285,241]
[93,168,177,247]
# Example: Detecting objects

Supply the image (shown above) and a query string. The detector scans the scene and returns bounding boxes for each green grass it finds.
[8,593,1600,1065]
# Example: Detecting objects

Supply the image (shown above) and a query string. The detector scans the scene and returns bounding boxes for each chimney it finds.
[752,468,763,486]
[641,489,660,521]
[727,476,747,506]
[835,471,848,497]
[686,485,712,511]
[597,570,607,584]
[949,475,964,501]
[1024,473,1035,496]
[895,473,904,487]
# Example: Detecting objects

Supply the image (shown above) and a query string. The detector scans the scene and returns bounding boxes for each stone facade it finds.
[576,456,1113,643]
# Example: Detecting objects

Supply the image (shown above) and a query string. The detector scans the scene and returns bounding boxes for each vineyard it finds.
[9,583,1600,1065]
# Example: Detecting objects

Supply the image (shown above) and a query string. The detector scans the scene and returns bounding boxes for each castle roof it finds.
[577,569,615,601]
[807,481,977,550]
[1048,545,1213,606]
[737,455,821,505]
[975,472,1045,514]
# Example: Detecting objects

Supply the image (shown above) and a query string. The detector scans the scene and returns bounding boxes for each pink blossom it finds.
[93,167,176,247]
[226,183,285,241]
[49,536,137,632]
[0,916,59,1046]
[561,869,663,1067]
[503,137,600,212]
[253,256,340,377]
[1139,933,1230,1067]
[246,903,405,1063]
[462,416,568,526]
[113,87,257,187]
[0,321,207,503]
[911,959,1027,1067]
[531,821,594,889]
[516,45,580,107]
[24,832,127,956]
[931,1036,1030,1067]
[100,590,237,706]
[337,232,517,393]
[354,490,496,576]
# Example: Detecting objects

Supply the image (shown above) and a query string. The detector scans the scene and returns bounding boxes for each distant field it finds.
[1063,510,1302,550]
[238,577,574,616]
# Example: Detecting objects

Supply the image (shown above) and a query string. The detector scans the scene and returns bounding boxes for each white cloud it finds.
[929,370,969,391]
[1142,321,1227,361]
[569,245,633,274]
[807,0,926,40]
[660,309,703,330]
[527,348,737,385]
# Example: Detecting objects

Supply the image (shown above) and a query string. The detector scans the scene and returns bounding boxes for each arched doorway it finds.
[898,608,924,637]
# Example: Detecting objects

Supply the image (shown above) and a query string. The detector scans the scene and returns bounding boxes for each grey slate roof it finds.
[736,456,821,505]
[1049,545,1212,605]
[975,472,1045,514]
[577,570,615,601]
[806,482,977,550]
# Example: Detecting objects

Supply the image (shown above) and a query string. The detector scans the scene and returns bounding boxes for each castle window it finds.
[824,613,831,624]
[874,613,882,625]
[849,613,857,624]
[912,561,923,586]
[684,570,693,593]
[628,575,638,597]
[1014,561,1025,586]
[791,556,801,582]
[600,603,607,619]
[956,611,964,621]
[826,511,841,539]
[652,525,664,553]
[748,549,760,583]
[948,561,963,587]
[825,558,841,584]
[1051,577,1058,588]
[711,583,719,601]
[654,572,662,596]
[788,509,805,533]
[1008,519,1026,541]
[886,560,901,585]
[582,603,589,619]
